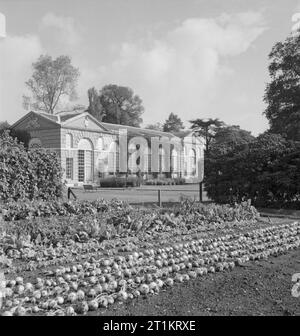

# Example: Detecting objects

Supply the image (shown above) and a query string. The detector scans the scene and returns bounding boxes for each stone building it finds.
[11,110,205,186]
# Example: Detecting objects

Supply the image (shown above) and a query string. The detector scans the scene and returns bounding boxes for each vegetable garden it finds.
[0,199,299,316]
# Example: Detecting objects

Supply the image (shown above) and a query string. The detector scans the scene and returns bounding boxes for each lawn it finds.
[72,184,209,204]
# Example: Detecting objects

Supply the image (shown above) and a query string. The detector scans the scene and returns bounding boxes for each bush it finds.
[205,133,300,209]
[99,175,139,187]
[145,178,185,186]
[0,131,64,202]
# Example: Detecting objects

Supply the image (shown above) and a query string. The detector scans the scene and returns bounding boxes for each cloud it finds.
[0,12,84,122]
[39,12,83,55]
[0,34,43,122]
[80,11,267,127]
[0,10,267,135]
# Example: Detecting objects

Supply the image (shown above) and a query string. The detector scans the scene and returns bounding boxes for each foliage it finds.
[99,176,140,188]
[163,113,184,133]
[0,199,260,248]
[0,199,124,221]
[211,125,255,155]
[87,87,105,121]
[176,199,260,223]
[145,123,163,131]
[8,129,31,148]
[205,132,300,209]
[0,131,63,202]
[189,118,225,152]
[98,84,144,127]
[24,55,80,114]
[144,178,185,185]
[264,33,300,141]
[0,121,10,131]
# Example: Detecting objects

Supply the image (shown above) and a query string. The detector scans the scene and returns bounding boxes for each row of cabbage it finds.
[1,221,299,316]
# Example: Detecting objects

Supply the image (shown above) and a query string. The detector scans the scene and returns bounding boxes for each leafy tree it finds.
[87,87,105,121]
[205,133,300,209]
[210,125,255,155]
[145,122,163,131]
[163,113,184,133]
[25,55,80,114]
[189,118,225,152]
[99,84,144,127]
[264,32,300,141]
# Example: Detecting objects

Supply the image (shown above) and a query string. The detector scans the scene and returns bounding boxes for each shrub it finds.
[205,133,300,209]
[145,178,185,186]
[99,175,139,188]
[0,131,64,202]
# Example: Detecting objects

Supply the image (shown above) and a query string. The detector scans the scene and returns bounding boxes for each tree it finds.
[87,87,105,121]
[99,84,144,127]
[25,55,80,114]
[189,118,225,153]
[145,122,163,131]
[205,133,300,209]
[163,113,184,133]
[210,125,255,155]
[264,32,300,141]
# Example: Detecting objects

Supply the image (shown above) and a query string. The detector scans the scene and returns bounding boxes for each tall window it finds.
[159,146,165,173]
[189,149,196,176]
[171,149,178,174]
[78,150,85,182]
[77,138,93,182]
[66,158,74,179]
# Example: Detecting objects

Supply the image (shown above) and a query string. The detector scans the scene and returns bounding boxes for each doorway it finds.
[77,138,94,183]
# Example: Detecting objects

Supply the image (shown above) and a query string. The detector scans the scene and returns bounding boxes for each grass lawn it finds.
[71,184,209,204]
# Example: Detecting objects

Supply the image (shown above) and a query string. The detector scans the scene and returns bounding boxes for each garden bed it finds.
[94,245,300,316]
[0,200,299,316]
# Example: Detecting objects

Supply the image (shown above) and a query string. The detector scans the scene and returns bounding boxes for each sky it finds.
[0,0,300,135]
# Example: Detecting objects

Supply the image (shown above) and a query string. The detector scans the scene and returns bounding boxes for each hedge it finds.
[0,131,64,202]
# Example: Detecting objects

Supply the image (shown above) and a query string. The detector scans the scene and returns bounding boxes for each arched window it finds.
[171,149,178,174]
[189,148,196,176]
[159,145,167,173]
[107,141,117,174]
[77,138,94,182]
